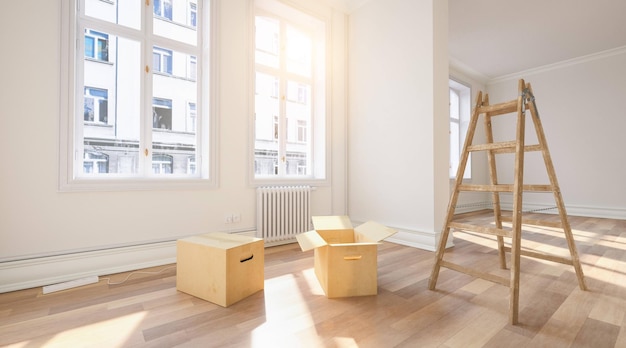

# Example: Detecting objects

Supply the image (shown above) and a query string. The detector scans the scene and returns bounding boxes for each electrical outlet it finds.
[225,215,233,224]
[233,213,241,223]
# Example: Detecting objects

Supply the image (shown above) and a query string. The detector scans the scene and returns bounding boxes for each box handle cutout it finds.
[343,255,362,261]
[240,254,254,263]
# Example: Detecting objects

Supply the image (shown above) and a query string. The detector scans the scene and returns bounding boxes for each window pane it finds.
[255,16,279,69]
[254,72,280,176]
[450,121,460,178]
[153,0,197,46]
[82,32,141,176]
[285,81,310,176]
[85,0,141,30]
[152,48,198,175]
[286,25,311,77]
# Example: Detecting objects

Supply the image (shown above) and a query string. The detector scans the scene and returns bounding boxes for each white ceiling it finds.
[448,0,626,80]
[326,0,626,80]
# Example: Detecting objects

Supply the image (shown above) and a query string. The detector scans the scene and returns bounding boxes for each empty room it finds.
[1,0,625,347]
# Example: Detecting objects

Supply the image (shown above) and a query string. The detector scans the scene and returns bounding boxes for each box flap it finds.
[296,230,328,252]
[353,221,397,242]
[311,215,353,231]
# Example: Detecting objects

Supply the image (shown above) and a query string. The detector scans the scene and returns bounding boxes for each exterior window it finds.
[152,154,173,174]
[187,102,197,132]
[297,120,307,143]
[187,156,196,174]
[84,29,108,61]
[61,0,210,189]
[84,87,108,123]
[189,56,197,80]
[190,3,197,27]
[153,47,173,74]
[83,151,109,174]
[153,98,172,130]
[450,79,471,179]
[154,0,173,20]
[253,0,326,180]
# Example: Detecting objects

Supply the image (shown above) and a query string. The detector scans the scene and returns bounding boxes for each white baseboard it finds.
[385,229,453,252]
[0,241,177,294]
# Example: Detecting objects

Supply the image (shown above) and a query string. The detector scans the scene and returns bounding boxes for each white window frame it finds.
[449,77,471,180]
[250,0,328,186]
[59,0,217,191]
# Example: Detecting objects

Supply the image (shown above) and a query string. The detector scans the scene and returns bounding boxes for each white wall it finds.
[485,48,626,219]
[347,0,449,250]
[0,0,348,292]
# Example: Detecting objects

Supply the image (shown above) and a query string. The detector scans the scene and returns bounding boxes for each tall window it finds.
[61,0,210,188]
[449,79,471,179]
[253,0,326,181]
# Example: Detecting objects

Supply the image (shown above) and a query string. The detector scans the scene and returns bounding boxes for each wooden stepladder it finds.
[429,79,587,325]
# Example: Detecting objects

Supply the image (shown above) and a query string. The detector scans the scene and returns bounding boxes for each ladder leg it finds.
[526,83,587,290]
[429,91,485,290]
[483,106,507,269]
[509,79,527,325]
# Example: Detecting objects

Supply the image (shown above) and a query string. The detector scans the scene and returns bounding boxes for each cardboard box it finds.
[296,216,397,298]
[176,232,264,307]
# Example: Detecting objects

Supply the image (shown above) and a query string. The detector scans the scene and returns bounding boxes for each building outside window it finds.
[84,87,108,123]
[84,29,108,61]
[154,0,173,20]
[253,0,326,180]
[61,0,209,188]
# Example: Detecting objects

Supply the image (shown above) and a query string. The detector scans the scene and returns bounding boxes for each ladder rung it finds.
[477,100,518,116]
[440,260,509,286]
[502,247,574,266]
[501,216,562,228]
[458,184,513,192]
[491,144,543,154]
[523,185,553,192]
[457,184,553,192]
[449,222,511,237]
[467,141,517,152]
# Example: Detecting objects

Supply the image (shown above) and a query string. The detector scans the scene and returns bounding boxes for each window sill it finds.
[59,177,215,192]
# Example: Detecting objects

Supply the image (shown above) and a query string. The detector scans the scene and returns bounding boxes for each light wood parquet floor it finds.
[1,211,625,347]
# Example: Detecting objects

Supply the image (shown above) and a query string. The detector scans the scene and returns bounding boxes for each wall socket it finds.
[224,213,241,224]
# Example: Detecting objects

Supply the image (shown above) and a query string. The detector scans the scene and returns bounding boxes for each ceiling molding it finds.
[488,45,626,86]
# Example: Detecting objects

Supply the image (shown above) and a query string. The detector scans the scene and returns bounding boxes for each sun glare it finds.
[43,311,147,347]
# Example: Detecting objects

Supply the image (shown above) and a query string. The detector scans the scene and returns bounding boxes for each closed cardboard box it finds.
[176,232,264,307]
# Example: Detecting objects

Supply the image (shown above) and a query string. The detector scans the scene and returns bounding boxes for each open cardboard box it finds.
[296,216,397,298]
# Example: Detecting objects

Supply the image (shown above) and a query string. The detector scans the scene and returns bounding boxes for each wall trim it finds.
[0,242,177,294]
[488,45,626,85]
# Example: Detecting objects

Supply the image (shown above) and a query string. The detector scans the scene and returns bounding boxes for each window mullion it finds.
[142,0,154,177]
[278,19,288,176]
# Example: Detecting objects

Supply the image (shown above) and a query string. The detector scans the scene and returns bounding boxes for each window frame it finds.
[250,0,329,186]
[59,0,217,192]
[449,77,472,180]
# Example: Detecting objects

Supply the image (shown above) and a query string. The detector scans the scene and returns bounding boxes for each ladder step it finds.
[440,260,509,286]
[502,247,574,266]
[501,216,562,228]
[457,184,553,192]
[449,222,511,237]
[492,144,543,154]
[477,99,518,116]
[467,143,543,153]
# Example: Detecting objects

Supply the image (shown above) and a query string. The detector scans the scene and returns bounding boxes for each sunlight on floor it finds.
[250,269,334,347]
[42,311,147,348]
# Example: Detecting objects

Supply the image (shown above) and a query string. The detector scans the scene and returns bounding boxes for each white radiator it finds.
[256,186,312,243]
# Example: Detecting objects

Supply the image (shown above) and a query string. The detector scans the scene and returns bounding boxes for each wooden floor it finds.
[1,211,625,347]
